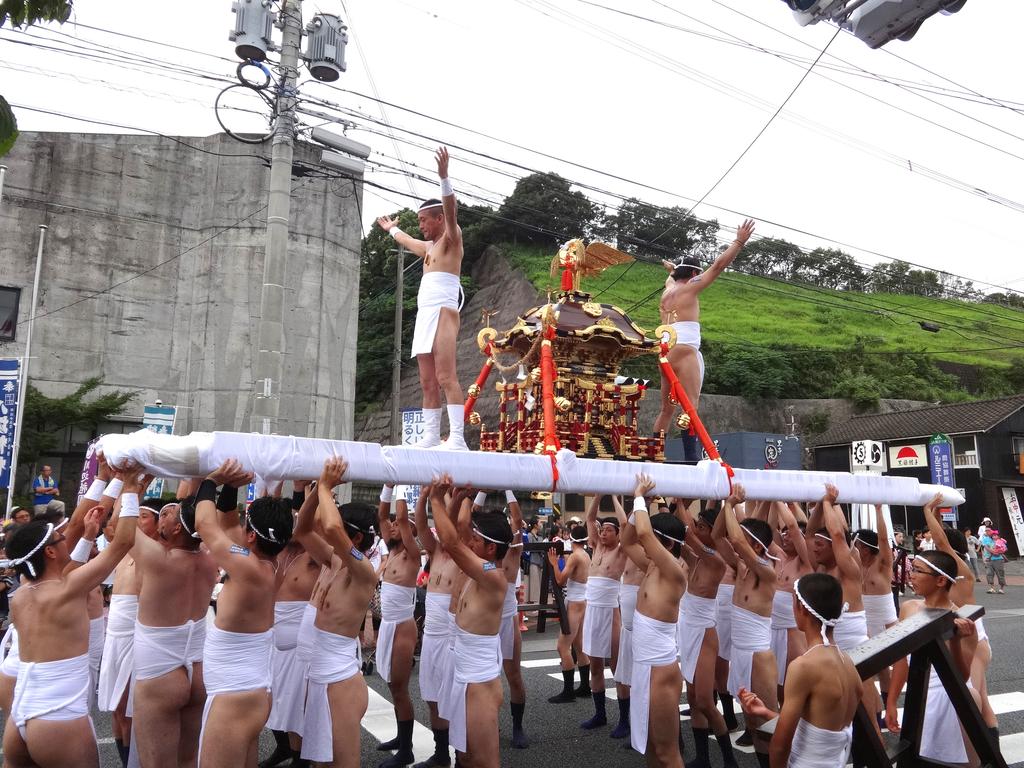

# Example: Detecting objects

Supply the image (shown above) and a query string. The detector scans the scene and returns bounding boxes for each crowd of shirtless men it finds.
[0,444,997,768]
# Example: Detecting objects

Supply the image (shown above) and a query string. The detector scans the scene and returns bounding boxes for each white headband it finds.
[916,555,963,584]
[418,201,442,211]
[472,523,511,546]
[793,577,847,646]
[743,525,779,561]
[569,532,588,543]
[171,503,201,540]
[1,523,56,577]
[852,532,879,551]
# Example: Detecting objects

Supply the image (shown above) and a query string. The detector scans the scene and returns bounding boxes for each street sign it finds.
[929,433,957,519]
[0,359,20,489]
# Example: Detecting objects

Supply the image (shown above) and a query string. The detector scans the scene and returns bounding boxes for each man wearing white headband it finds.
[194,459,294,767]
[1,468,140,767]
[738,572,863,768]
[376,147,468,450]
[493,492,530,749]
[430,476,512,768]
[653,219,754,460]
[767,502,814,698]
[374,486,422,768]
[131,480,220,768]
[546,522,591,704]
[715,486,778,768]
[886,549,978,765]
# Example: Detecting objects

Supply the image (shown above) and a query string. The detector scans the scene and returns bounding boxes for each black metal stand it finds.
[518,541,570,635]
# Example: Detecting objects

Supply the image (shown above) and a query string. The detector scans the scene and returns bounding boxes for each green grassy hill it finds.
[501,244,1024,404]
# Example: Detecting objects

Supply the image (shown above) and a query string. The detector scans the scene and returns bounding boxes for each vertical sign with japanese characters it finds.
[402,408,425,447]
[0,359,19,489]
[928,433,957,522]
[143,405,177,498]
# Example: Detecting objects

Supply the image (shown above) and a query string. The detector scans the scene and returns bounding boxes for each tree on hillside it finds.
[793,248,865,290]
[612,198,719,263]
[492,172,599,248]
[733,236,802,279]
[1,0,74,155]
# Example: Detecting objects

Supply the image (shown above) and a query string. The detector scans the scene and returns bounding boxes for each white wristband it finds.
[70,537,94,563]
[632,496,647,513]
[505,490,517,504]
[389,227,404,240]
[84,479,108,502]
[102,479,124,500]
[440,177,453,197]
[380,486,394,503]
[119,493,140,518]
[474,491,487,507]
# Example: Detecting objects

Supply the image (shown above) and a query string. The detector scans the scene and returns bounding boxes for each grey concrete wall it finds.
[0,131,361,440]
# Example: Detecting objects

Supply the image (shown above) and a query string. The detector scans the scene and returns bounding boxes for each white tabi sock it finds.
[420,408,442,448]
[444,404,469,450]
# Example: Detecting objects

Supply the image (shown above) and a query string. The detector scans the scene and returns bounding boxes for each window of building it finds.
[0,286,20,342]
[953,434,979,468]
[1013,436,1024,471]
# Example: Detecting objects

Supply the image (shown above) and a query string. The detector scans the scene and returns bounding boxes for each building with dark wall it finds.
[813,395,1024,554]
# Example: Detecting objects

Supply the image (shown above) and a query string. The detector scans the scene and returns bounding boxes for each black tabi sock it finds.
[591,690,606,718]
[989,726,1000,741]
[755,751,771,768]
[719,692,738,728]
[715,730,738,765]
[511,701,525,730]
[399,719,415,752]
[433,728,450,761]
[114,739,129,767]
[692,727,711,764]
[578,665,591,687]
[616,696,630,723]
[561,668,575,695]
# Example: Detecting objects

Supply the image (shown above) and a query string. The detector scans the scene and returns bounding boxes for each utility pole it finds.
[252,0,302,435]
[390,247,405,445]
[6,225,46,519]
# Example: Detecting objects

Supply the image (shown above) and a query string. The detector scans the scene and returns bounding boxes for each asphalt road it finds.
[8,586,1024,767]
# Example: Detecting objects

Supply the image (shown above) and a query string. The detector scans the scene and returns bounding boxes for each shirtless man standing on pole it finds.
[654,219,754,460]
[375,486,422,768]
[132,480,220,768]
[377,147,467,450]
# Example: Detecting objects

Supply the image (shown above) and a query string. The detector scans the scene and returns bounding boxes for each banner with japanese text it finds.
[0,359,19,489]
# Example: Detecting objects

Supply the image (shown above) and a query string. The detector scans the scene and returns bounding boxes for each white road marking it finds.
[364,686,446,761]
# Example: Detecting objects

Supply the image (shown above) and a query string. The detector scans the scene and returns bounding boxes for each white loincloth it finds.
[11,652,93,741]
[670,321,705,385]
[726,605,771,698]
[300,626,361,763]
[833,610,868,651]
[788,718,853,768]
[198,625,273,767]
[614,583,640,686]
[976,617,988,643]
[680,593,717,685]
[863,593,898,638]
[921,669,968,764]
[629,611,679,754]
[770,591,797,686]
[267,601,309,735]
[377,582,417,683]
[435,611,459,722]
[295,603,317,666]
[420,592,452,702]
[411,272,464,357]
[88,615,106,709]
[98,594,137,712]
[500,583,519,661]
[1,625,20,678]
[565,578,587,603]
[676,595,687,667]
[134,619,205,682]
[582,576,620,658]
[442,626,502,753]
[716,583,734,661]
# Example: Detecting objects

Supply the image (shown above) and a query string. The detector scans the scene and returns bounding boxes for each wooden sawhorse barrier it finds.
[518,541,570,635]
[759,605,1006,768]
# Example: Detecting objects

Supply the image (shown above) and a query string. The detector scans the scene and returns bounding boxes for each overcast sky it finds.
[2,0,1022,295]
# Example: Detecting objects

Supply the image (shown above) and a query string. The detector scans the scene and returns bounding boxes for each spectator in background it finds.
[31,464,65,517]
[978,517,993,540]
[919,531,936,552]
[981,528,1007,594]
[527,519,545,606]
[891,528,910,612]
[10,508,30,525]
[912,530,924,553]
[964,529,982,582]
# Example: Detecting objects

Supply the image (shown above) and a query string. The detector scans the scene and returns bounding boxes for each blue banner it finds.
[928,433,957,516]
[0,359,20,489]
[143,405,176,435]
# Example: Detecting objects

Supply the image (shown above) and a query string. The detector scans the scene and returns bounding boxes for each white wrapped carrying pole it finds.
[98,430,965,507]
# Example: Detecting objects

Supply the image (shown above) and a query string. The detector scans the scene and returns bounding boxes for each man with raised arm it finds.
[546,522,591,703]
[768,502,814,696]
[620,474,687,766]
[580,494,628,732]
[430,476,511,768]
[675,498,739,768]
[739,572,863,768]
[1,468,139,768]
[194,459,293,767]
[377,147,467,450]
[853,504,897,721]
[610,495,646,741]
[715,484,779,768]
[494,491,529,749]
[131,479,220,768]
[654,219,755,460]
[296,457,379,768]
[375,486,422,768]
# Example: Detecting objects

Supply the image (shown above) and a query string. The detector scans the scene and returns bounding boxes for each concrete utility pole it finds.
[6,225,47,519]
[252,0,302,435]
[390,247,405,445]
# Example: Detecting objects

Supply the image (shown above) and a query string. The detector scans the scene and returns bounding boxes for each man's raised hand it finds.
[634,473,656,499]
[727,483,747,506]
[436,146,450,180]
[207,458,253,489]
[376,215,398,232]
[823,482,840,504]
[735,219,755,246]
[83,506,105,541]
[320,456,348,489]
